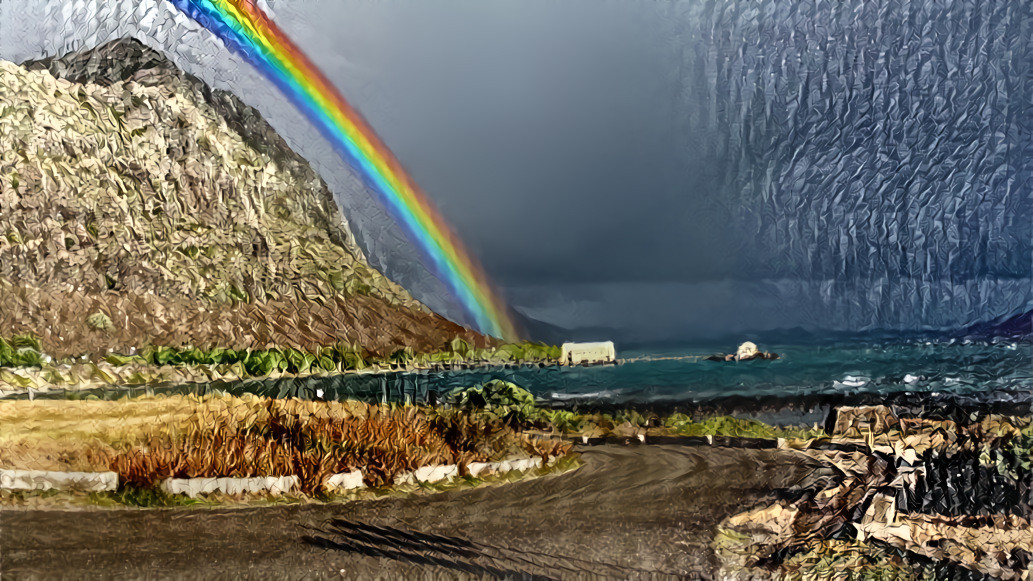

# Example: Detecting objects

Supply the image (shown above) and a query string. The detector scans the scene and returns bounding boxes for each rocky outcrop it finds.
[705,342,780,362]
[832,405,900,438]
[715,408,1033,579]
[859,494,1033,580]
[0,39,487,356]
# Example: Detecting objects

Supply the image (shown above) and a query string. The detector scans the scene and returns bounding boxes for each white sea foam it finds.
[547,390,620,401]
[834,375,869,388]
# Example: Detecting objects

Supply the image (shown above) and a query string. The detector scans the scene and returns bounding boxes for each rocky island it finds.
[705,341,781,362]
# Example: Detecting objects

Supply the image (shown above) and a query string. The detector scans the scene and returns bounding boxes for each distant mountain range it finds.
[961,309,1033,341]
[527,316,1033,352]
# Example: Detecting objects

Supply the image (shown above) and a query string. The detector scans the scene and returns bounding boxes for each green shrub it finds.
[332,343,366,370]
[450,337,472,358]
[244,350,285,376]
[389,346,415,367]
[104,354,146,366]
[664,414,824,439]
[448,380,538,424]
[10,333,41,351]
[284,348,315,374]
[0,335,43,368]
[86,311,113,331]
[536,408,585,432]
[316,350,338,372]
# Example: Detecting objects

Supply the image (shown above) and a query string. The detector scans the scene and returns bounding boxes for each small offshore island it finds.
[1,38,1031,580]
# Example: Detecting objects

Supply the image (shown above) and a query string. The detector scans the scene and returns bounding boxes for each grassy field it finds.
[0,394,571,494]
[0,381,829,498]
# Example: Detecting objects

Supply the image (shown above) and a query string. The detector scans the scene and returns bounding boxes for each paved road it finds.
[0,446,824,579]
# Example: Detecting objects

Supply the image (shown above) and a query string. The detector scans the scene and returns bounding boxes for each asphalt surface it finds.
[0,445,825,579]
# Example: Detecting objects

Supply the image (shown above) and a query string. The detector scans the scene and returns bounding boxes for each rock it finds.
[704,342,780,362]
[715,502,802,569]
[860,492,898,527]
[833,406,899,437]
[860,510,1033,580]
[0,469,118,492]
[394,464,460,486]
[324,470,365,491]
[736,342,760,360]
[160,475,298,497]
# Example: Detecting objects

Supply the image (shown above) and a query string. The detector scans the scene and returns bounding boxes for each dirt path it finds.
[0,445,825,579]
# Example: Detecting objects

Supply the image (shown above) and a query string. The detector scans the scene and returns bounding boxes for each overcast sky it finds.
[2,0,1031,344]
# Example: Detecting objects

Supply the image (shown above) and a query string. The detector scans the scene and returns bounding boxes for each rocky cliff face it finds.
[0,38,486,357]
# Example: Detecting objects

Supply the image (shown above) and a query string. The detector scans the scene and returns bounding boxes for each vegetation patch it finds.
[445,381,829,441]
[0,394,571,497]
[663,414,825,440]
[0,334,44,368]
[86,312,114,332]
[0,333,563,394]
[780,539,933,581]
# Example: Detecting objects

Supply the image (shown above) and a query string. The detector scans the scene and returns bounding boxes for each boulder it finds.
[832,406,899,437]
[736,342,760,360]
[704,342,780,362]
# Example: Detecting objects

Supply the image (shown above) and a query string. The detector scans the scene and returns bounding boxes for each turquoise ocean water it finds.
[22,340,1032,406]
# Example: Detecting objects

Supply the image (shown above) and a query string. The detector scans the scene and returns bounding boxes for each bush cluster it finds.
[0,333,562,379]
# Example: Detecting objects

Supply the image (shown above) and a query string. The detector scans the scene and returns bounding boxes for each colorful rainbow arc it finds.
[169,0,518,340]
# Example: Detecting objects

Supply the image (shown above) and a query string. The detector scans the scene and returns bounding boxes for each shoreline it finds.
[0,338,576,399]
[0,359,569,399]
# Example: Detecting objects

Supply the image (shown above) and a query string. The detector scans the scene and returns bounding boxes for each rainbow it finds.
[168,0,518,340]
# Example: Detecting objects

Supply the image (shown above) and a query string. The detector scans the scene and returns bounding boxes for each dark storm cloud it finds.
[3,0,1032,340]
[281,0,1033,340]
[286,0,744,287]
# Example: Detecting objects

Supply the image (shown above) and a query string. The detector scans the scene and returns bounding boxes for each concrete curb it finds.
[394,457,554,486]
[395,464,461,485]
[324,470,365,491]
[0,469,118,492]
[159,456,562,497]
[160,475,298,498]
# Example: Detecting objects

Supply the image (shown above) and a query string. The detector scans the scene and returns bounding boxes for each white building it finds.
[560,341,617,365]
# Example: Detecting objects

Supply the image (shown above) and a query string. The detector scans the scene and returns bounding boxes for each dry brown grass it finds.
[0,436,115,472]
[0,394,570,493]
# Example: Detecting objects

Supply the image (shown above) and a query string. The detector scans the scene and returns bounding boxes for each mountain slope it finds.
[0,38,487,357]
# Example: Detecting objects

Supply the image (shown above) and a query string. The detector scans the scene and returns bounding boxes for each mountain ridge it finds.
[0,38,489,357]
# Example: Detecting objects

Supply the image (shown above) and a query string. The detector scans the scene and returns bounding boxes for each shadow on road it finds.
[302,519,677,579]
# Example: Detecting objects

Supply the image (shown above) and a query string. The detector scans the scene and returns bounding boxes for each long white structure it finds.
[0,469,118,492]
[560,341,617,365]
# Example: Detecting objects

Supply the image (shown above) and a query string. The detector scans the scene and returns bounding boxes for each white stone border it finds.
[160,475,298,498]
[1,452,567,499]
[0,456,564,498]
[323,456,562,492]
[324,469,365,491]
[393,456,554,486]
[322,457,560,492]
[0,469,118,492]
